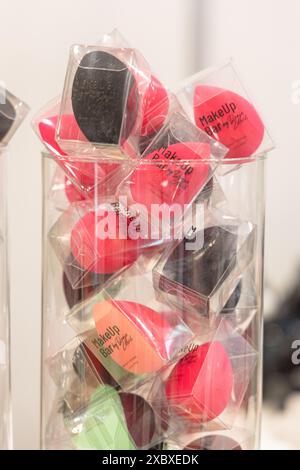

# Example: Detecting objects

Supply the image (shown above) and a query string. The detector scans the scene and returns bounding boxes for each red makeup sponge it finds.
[141,75,169,136]
[113,300,172,360]
[130,142,210,211]
[194,85,264,159]
[70,210,140,274]
[165,341,233,422]
[39,114,119,196]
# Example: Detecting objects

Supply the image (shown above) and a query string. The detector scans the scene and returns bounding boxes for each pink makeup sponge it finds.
[130,142,210,211]
[165,341,233,422]
[70,210,140,274]
[194,85,264,159]
[113,300,172,359]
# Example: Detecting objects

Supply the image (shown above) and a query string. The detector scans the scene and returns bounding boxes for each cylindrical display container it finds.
[41,148,265,451]
[0,146,12,450]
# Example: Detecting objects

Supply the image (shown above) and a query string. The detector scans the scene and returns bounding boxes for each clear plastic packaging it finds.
[160,318,257,431]
[0,88,29,145]
[56,44,151,160]
[32,99,133,199]
[177,60,274,161]
[67,254,194,388]
[48,196,150,289]
[118,111,228,240]
[0,147,12,449]
[153,209,256,321]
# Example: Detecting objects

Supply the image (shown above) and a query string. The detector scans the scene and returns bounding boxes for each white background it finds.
[0,0,299,449]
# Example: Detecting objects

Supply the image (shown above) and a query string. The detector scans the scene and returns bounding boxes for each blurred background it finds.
[0,0,299,449]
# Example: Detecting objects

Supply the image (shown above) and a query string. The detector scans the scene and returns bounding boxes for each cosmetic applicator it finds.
[70,208,141,275]
[92,300,174,375]
[71,50,138,145]
[194,85,264,159]
[130,141,210,211]
[165,341,233,423]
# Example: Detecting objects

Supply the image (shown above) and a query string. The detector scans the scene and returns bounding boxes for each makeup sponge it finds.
[130,142,210,211]
[72,386,137,450]
[194,85,264,159]
[72,50,138,144]
[161,226,237,298]
[70,209,140,274]
[0,98,16,141]
[92,300,172,374]
[165,342,233,422]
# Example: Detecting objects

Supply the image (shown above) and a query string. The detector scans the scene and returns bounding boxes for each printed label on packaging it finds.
[92,301,165,375]
[194,86,264,159]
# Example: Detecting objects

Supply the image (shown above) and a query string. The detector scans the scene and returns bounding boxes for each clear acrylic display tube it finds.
[41,152,265,450]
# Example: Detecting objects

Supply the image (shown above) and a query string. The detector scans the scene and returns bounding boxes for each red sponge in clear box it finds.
[177,60,274,161]
[48,198,146,288]
[118,111,228,240]
[161,318,257,430]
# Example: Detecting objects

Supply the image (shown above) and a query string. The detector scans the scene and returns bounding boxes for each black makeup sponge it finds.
[0,98,16,142]
[161,226,237,297]
[71,50,138,145]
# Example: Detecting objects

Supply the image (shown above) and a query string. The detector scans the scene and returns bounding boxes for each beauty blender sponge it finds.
[141,74,169,136]
[71,50,138,144]
[70,210,140,274]
[92,300,173,374]
[0,98,16,141]
[165,341,233,422]
[194,85,264,159]
[130,142,210,211]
